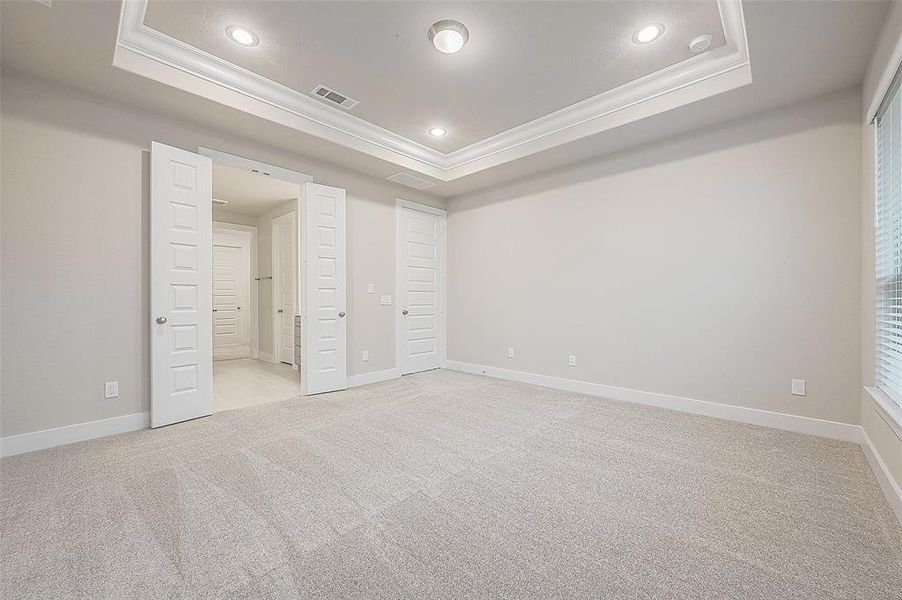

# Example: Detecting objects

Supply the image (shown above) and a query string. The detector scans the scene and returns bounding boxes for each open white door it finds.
[302,182,347,395]
[272,212,298,365]
[151,142,213,427]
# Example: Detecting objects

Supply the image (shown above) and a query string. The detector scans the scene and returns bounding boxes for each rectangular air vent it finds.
[387,172,438,190]
[311,85,359,110]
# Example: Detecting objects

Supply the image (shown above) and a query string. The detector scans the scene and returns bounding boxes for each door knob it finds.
[402,309,409,315]
[338,311,346,318]
[237,306,241,311]
[278,308,284,314]
[212,309,218,313]
[156,316,168,325]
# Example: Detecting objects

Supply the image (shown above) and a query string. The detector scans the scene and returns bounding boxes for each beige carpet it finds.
[2,370,901,599]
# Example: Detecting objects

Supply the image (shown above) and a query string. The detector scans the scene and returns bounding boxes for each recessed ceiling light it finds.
[226,25,259,47]
[689,33,713,54]
[633,23,664,44]
[427,20,469,54]
[428,127,448,137]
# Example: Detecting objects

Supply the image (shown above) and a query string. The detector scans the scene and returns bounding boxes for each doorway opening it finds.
[209,156,307,412]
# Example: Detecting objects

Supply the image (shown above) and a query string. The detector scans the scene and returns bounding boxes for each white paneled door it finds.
[151,142,213,428]
[272,212,297,365]
[397,201,446,375]
[302,182,347,395]
[212,227,251,360]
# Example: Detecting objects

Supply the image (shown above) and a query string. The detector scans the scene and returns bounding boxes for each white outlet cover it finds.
[362,350,369,362]
[380,295,392,306]
[569,355,576,367]
[791,379,806,396]
[367,282,375,294]
[508,347,514,358]
[104,381,119,399]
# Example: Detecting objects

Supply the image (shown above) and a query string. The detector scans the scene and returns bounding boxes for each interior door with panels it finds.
[212,227,251,359]
[150,141,213,428]
[302,182,347,395]
[397,200,446,375]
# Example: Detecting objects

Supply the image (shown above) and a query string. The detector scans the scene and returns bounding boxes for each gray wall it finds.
[447,89,863,425]
[0,69,444,437]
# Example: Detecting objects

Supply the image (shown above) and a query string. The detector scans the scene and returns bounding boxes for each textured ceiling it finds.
[144,1,726,152]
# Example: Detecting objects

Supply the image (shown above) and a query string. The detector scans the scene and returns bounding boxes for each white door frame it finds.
[395,199,447,374]
[271,211,299,368]
[212,222,258,358]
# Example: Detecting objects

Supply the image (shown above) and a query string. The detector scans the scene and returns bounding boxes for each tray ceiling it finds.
[143,1,728,153]
[114,0,751,183]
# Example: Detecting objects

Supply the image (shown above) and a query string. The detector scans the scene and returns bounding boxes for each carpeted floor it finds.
[2,370,901,599]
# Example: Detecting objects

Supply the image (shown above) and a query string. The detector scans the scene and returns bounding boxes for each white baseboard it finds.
[257,351,275,364]
[0,411,149,457]
[348,368,401,388]
[860,429,902,526]
[443,360,862,443]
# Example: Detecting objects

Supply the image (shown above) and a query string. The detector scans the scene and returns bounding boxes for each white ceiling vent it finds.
[387,172,438,190]
[311,85,359,110]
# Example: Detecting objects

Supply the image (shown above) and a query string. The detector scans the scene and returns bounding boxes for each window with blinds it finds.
[875,70,902,408]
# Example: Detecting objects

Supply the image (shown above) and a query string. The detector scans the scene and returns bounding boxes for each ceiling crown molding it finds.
[114,0,751,183]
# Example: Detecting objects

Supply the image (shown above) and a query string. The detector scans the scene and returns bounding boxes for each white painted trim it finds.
[860,428,902,526]
[213,222,258,358]
[348,368,402,388]
[864,386,902,436]
[443,361,862,443]
[395,199,447,376]
[257,351,275,364]
[866,23,902,123]
[115,0,751,182]
[0,412,149,457]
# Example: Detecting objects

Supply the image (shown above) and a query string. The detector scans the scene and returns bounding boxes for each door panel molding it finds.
[151,141,213,428]
[395,199,447,375]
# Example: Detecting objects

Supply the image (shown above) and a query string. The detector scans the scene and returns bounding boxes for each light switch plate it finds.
[568,355,576,367]
[104,381,119,399]
[380,295,392,306]
[791,379,806,396]
[508,347,514,358]
[362,350,369,362]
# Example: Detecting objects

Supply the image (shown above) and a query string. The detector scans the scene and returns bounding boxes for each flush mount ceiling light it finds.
[633,23,664,44]
[427,20,469,54]
[226,25,259,46]
[689,33,713,54]
[428,127,448,137]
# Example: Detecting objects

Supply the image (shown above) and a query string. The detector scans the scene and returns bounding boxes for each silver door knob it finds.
[278,308,283,314]
[156,316,168,325]
[237,306,241,311]
[338,311,346,318]
[402,309,409,315]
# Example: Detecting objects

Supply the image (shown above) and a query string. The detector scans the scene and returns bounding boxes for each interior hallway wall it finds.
[0,69,444,438]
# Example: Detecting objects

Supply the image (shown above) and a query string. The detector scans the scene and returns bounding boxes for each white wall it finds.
[447,89,863,425]
[860,2,902,499]
[0,69,444,438]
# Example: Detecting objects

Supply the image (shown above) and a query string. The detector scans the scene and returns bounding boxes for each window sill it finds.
[864,386,902,439]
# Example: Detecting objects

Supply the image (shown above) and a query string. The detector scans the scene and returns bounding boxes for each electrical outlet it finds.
[380,295,392,306]
[367,282,375,294]
[569,355,576,367]
[791,379,806,396]
[104,381,119,399]
[508,347,514,358]
[362,349,369,362]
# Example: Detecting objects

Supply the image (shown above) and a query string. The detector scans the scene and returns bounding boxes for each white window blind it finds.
[875,71,902,408]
